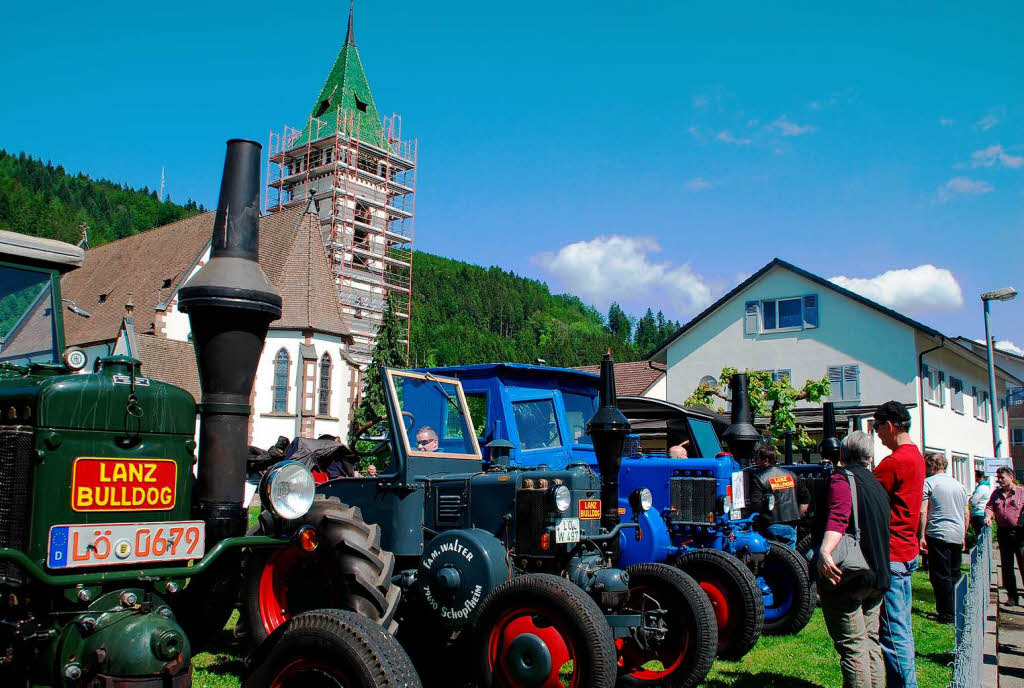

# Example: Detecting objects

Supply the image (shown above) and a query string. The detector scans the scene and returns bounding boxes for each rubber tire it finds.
[243,495,401,646]
[760,542,814,635]
[674,548,764,660]
[245,608,421,688]
[618,563,717,688]
[469,573,618,688]
[173,553,240,652]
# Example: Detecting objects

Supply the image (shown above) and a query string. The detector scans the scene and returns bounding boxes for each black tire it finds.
[242,495,401,646]
[796,533,814,560]
[618,564,717,688]
[674,548,763,660]
[244,608,421,688]
[760,542,814,635]
[469,573,617,688]
[174,553,240,652]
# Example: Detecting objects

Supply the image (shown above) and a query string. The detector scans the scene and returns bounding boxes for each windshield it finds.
[0,265,59,365]
[689,418,724,458]
[562,392,597,445]
[386,370,481,459]
[513,399,562,450]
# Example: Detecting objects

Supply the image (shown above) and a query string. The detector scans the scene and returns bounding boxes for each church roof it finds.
[62,206,350,346]
[292,6,384,149]
[135,335,201,401]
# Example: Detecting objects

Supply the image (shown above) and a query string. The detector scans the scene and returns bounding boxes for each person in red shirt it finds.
[872,400,923,688]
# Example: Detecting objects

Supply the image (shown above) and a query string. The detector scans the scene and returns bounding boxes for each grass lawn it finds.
[192,571,954,688]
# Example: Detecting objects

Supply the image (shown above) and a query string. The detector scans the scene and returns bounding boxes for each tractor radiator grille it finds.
[0,427,34,583]
[515,488,550,557]
[432,482,469,529]
[669,476,717,524]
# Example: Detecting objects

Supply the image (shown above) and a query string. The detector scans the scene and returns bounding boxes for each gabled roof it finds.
[62,205,349,346]
[136,335,201,401]
[292,7,384,149]
[646,257,944,362]
[577,360,666,397]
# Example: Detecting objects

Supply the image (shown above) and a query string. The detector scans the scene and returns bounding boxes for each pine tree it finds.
[634,308,658,352]
[351,292,406,440]
[607,302,631,341]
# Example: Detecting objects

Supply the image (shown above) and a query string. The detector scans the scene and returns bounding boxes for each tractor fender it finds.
[417,528,511,629]
[726,529,770,558]
[616,497,674,567]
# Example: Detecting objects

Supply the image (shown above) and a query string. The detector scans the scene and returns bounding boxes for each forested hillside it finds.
[0,151,204,247]
[0,150,681,368]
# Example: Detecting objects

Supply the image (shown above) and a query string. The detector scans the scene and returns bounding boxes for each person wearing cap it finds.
[872,400,924,688]
[746,443,810,548]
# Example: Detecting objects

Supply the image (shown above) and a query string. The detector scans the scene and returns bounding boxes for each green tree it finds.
[351,293,406,439]
[607,302,631,342]
[634,308,658,352]
[685,367,831,446]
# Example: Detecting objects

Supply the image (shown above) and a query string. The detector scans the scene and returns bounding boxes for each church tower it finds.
[266,4,416,366]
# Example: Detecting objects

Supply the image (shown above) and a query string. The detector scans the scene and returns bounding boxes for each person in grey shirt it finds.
[918,453,968,624]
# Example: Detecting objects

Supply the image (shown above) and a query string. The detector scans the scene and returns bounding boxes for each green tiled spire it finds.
[293,3,384,148]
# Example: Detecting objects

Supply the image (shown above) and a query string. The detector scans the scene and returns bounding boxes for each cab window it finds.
[386,370,481,459]
[688,418,723,458]
[513,399,562,450]
[562,392,597,445]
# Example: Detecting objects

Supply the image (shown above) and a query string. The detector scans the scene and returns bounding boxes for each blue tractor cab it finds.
[421,363,817,654]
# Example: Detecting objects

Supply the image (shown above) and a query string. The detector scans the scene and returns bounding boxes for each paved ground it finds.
[995,546,1023,686]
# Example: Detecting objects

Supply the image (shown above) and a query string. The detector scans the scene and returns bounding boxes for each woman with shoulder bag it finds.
[813,431,892,688]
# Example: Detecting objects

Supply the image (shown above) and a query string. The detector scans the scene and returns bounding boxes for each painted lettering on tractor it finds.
[578,498,601,519]
[71,458,177,511]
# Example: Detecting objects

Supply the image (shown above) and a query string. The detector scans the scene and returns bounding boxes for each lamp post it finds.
[982,286,1017,457]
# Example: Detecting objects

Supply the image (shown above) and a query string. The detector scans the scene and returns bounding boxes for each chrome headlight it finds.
[552,484,571,513]
[630,487,654,513]
[260,460,315,520]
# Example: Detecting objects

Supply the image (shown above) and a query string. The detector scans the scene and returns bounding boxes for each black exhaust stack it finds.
[588,352,631,540]
[722,373,760,464]
[179,140,282,546]
[818,401,840,463]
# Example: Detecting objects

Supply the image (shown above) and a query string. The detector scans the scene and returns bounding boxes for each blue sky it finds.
[2,2,1022,349]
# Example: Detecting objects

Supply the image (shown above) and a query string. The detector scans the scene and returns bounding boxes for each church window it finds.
[273,349,290,413]
[318,353,332,416]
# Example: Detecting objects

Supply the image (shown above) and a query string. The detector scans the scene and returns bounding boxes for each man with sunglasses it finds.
[872,400,924,688]
[415,426,439,452]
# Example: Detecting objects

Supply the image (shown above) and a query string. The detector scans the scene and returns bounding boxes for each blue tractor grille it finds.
[0,427,33,584]
[669,476,717,524]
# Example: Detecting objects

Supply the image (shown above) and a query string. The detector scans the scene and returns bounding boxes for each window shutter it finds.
[921,364,931,400]
[844,365,861,400]
[803,294,818,328]
[938,371,945,406]
[744,301,760,335]
[827,366,843,400]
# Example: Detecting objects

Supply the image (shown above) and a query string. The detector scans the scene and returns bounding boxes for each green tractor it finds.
[0,140,419,688]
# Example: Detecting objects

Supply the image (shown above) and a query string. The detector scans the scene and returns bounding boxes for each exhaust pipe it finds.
[722,373,760,464]
[178,140,282,546]
[588,351,630,537]
[818,401,840,463]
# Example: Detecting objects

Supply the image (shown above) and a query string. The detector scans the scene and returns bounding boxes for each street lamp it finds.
[982,286,1018,457]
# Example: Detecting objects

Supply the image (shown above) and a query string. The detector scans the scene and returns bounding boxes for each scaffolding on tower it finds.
[266,105,416,366]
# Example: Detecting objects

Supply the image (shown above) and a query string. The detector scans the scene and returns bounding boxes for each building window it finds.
[827,364,861,402]
[952,453,969,486]
[756,369,792,384]
[744,294,818,335]
[1012,429,1024,445]
[273,349,290,413]
[698,375,718,389]
[921,364,945,406]
[1009,386,1024,407]
[973,387,990,421]
[950,377,964,413]
[318,353,332,416]
[999,398,1007,428]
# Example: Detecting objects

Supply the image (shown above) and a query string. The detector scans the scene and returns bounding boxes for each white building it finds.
[61,202,360,449]
[646,258,1021,492]
[955,337,1024,475]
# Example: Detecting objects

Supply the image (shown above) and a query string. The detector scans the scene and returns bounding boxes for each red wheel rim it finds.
[699,577,736,645]
[486,606,578,688]
[617,584,690,680]
[270,658,351,688]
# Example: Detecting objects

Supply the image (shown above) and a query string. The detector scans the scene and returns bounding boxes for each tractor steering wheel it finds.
[350,411,415,458]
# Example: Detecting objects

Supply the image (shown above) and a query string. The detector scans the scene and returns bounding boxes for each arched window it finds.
[318,353,332,416]
[698,375,717,389]
[273,349,290,413]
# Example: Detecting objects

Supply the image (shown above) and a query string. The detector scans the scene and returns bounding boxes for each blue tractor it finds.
[244,356,719,688]
[418,362,818,657]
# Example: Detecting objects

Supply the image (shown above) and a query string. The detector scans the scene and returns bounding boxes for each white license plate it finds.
[48,521,205,569]
[555,518,580,544]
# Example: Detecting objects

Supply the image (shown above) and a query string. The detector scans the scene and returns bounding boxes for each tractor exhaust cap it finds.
[818,401,840,462]
[588,351,631,534]
[722,373,760,463]
[178,139,282,545]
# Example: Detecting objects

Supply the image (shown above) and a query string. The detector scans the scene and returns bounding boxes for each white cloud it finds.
[976,113,1002,131]
[715,130,751,145]
[972,339,1024,356]
[937,176,994,202]
[534,236,714,315]
[939,118,955,127]
[830,265,964,313]
[770,115,816,137]
[693,94,709,108]
[964,144,1024,169]
[685,177,712,192]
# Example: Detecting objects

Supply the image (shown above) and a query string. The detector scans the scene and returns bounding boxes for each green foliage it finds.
[685,366,831,446]
[409,253,641,368]
[0,150,203,247]
[352,293,405,434]
[607,302,632,342]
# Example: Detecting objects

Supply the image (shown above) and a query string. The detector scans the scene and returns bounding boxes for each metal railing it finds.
[950,527,991,687]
